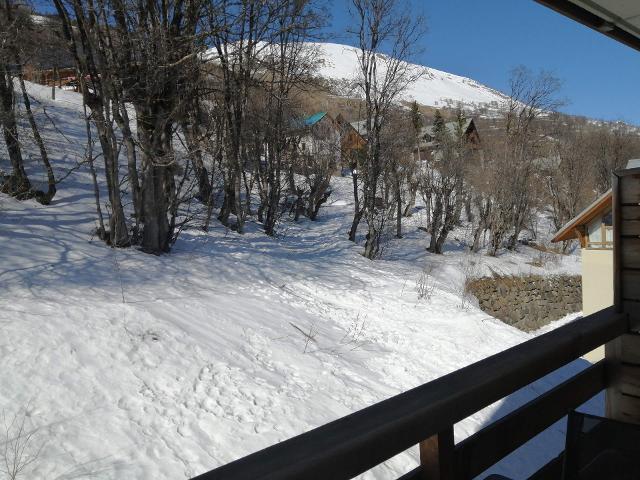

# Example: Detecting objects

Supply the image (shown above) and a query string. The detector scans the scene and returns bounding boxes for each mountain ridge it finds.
[309,42,509,113]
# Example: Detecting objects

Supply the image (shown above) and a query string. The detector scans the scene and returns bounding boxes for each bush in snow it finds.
[416,264,436,301]
[1,408,42,480]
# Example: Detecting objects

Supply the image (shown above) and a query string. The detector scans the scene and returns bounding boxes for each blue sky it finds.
[328,0,640,125]
[34,0,639,124]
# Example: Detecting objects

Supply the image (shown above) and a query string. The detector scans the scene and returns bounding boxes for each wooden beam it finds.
[454,361,606,479]
[534,0,640,53]
[528,453,564,480]
[608,170,640,424]
[420,427,454,480]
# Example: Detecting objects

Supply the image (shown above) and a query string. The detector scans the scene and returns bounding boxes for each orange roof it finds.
[551,190,612,243]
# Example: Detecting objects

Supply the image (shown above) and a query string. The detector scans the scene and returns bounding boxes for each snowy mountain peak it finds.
[310,42,509,112]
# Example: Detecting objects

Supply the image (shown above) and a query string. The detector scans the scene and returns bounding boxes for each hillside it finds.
[0,82,600,480]
[310,42,508,113]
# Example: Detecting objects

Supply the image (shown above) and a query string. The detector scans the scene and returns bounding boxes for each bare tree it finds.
[544,120,592,250]
[348,0,425,259]
[256,2,324,235]
[420,109,467,254]
[53,0,131,247]
[380,108,414,238]
[205,0,275,234]
[502,66,564,250]
[296,114,340,221]
[0,2,30,198]
[111,0,205,253]
[589,124,640,194]
[482,67,563,255]
[403,100,422,217]
[2,409,43,480]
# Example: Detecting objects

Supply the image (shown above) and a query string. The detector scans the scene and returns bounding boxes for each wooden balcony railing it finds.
[191,306,629,480]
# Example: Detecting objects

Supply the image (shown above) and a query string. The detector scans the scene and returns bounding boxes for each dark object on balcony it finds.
[563,411,640,479]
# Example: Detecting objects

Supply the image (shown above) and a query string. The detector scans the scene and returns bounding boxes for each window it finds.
[586,210,613,249]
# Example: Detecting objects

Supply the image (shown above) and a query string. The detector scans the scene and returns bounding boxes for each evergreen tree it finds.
[454,108,467,141]
[432,109,448,144]
[410,101,423,134]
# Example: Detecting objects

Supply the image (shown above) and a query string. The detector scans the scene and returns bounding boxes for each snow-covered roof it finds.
[626,159,640,169]
[533,155,561,169]
[349,120,367,135]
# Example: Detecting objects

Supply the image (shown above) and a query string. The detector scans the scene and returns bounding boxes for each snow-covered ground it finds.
[0,84,597,480]
[312,42,508,112]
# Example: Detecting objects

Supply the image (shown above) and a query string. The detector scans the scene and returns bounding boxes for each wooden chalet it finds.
[416,118,481,161]
[192,2,640,479]
[552,190,613,250]
[295,112,343,173]
[335,114,366,170]
[23,66,79,91]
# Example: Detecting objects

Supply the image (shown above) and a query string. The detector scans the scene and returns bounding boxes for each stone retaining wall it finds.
[467,275,582,332]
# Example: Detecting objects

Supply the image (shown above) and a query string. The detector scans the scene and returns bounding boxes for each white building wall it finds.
[582,248,614,363]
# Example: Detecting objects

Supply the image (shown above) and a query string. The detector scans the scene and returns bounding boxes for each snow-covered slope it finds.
[0,83,595,480]
[312,42,508,111]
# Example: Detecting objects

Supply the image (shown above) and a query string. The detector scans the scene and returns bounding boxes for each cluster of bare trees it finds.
[0,2,57,204]
[544,118,640,250]
[466,68,640,255]
[420,110,468,254]
[38,0,429,259]
[40,0,326,254]
[2,1,639,260]
[465,67,567,255]
[2,0,428,259]
[347,0,425,259]
[356,63,640,259]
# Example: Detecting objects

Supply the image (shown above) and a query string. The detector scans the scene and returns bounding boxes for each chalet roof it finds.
[551,190,612,243]
[303,112,328,127]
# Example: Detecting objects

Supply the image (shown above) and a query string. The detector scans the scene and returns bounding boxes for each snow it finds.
[312,42,509,111]
[0,82,599,480]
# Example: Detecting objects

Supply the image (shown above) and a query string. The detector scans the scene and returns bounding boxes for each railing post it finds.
[608,167,640,424]
[419,425,454,480]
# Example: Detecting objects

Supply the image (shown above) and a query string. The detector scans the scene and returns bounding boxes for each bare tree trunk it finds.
[403,180,417,217]
[16,61,56,204]
[395,173,402,238]
[428,196,443,253]
[83,100,105,237]
[181,121,212,203]
[51,65,56,100]
[95,110,129,247]
[233,164,244,232]
[53,0,130,248]
[349,171,362,241]
[113,101,141,237]
[138,123,172,253]
[0,66,30,197]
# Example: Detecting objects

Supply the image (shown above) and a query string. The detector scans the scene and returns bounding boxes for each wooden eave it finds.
[551,189,612,243]
[535,0,640,53]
